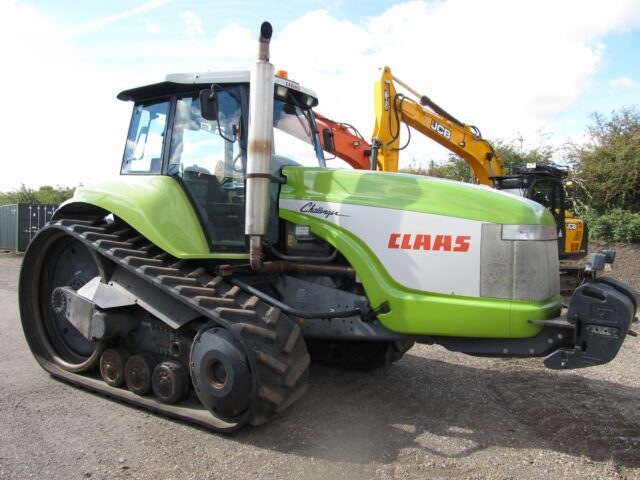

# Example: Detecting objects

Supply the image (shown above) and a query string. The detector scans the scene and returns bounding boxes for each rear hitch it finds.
[544,277,638,369]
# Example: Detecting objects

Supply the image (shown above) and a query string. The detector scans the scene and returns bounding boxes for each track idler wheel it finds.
[19,230,109,373]
[190,326,252,423]
[152,361,190,404]
[124,354,156,396]
[100,348,129,387]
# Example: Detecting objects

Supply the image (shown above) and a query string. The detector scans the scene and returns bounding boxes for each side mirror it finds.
[322,128,335,153]
[282,103,297,115]
[199,89,219,121]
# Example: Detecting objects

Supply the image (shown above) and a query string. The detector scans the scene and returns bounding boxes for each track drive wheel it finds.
[191,307,310,429]
[19,228,109,373]
[190,326,252,422]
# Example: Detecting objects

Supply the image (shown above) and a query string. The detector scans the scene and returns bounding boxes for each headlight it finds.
[501,224,556,241]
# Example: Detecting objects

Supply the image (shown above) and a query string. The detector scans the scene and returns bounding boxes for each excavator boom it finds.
[372,66,503,184]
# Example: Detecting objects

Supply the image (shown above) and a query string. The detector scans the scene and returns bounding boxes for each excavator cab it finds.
[492,165,567,256]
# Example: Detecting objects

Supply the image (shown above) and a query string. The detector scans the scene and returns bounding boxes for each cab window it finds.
[121,100,169,174]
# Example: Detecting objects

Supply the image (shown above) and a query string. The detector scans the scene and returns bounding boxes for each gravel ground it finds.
[1,251,639,480]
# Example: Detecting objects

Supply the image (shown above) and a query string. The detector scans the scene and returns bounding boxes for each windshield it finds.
[169,88,243,182]
[500,187,526,197]
[531,180,562,215]
[273,100,321,165]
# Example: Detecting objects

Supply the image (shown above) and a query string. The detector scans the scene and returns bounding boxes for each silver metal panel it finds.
[480,224,560,301]
[513,240,559,301]
[480,224,514,299]
[547,240,561,295]
[77,276,137,309]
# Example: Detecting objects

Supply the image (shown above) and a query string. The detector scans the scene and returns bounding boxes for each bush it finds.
[400,156,474,183]
[583,209,640,244]
[565,107,640,214]
[0,184,75,206]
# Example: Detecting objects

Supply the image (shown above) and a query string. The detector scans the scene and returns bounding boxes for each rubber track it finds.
[39,218,310,432]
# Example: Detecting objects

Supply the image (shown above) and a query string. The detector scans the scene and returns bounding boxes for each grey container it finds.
[0,204,58,252]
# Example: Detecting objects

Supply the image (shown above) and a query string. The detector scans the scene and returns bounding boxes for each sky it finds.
[1,0,640,191]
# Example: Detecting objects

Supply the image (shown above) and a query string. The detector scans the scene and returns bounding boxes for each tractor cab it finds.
[117,72,321,253]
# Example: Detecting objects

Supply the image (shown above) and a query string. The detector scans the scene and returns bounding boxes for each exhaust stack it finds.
[245,21,275,240]
[241,22,354,278]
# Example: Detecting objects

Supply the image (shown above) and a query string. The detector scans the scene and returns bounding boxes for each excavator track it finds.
[19,217,310,433]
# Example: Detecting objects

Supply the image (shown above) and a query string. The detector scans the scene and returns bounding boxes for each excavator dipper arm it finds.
[372,66,503,184]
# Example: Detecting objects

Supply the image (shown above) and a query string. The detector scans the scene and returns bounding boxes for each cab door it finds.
[167,87,248,253]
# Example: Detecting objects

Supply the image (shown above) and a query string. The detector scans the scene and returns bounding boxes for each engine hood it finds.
[279,167,555,226]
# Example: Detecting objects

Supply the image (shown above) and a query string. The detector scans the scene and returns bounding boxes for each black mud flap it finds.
[545,279,637,369]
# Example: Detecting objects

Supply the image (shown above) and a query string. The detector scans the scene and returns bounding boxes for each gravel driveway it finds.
[1,252,638,479]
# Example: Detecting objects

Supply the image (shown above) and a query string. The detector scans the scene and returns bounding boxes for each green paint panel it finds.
[281,209,561,338]
[62,176,248,260]
[281,167,555,226]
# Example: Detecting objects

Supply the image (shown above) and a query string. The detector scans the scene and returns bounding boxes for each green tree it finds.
[400,155,474,182]
[0,184,37,204]
[0,184,75,206]
[34,185,76,204]
[492,134,555,174]
[399,157,430,176]
[565,106,640,213]
[431,154,474,183]
[401,133,556,184]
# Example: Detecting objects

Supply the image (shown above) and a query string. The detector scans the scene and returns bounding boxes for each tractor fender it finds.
[54,176,214,259]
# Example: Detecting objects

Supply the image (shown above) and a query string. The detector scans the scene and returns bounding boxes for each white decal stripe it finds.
[280,199,486,297]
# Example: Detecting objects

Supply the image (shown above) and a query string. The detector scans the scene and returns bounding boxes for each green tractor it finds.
[19,23,638,432]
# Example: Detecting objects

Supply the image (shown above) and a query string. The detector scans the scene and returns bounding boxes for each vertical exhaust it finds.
[246,22,275,261]
[241,22,354,279]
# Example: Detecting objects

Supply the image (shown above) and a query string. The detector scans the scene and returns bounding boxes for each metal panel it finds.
[0,203,57,251]
[18,204,58,251]
[480,223,560,301]
[0,204,18,251]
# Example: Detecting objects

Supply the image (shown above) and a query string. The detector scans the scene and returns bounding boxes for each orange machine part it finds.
[314,112,372,170]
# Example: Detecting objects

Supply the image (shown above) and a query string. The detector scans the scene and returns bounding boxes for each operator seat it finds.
[182,167,224,205]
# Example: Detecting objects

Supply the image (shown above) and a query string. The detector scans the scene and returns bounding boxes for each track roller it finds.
[124,354,156,396]
[100,348,129,387]
[152,361,190,404]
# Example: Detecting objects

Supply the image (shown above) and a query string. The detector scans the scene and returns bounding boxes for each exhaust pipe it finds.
[244,22,354,279]
[246,21,275,240]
